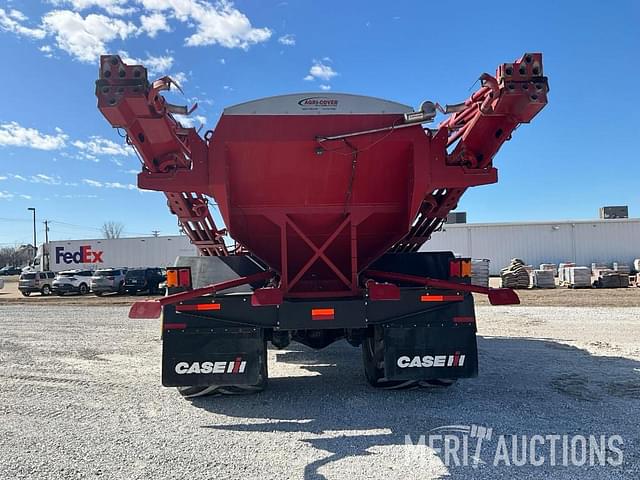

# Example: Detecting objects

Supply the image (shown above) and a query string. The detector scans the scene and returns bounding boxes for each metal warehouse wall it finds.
[421,219,640,275]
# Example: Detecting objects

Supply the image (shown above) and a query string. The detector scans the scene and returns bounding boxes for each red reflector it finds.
[453,316,475,324]
[450,261,461,277]
[251,288,283,306]
[175,303,221,312]
[311,308,335,321]
[178,268,191,287]
[163,322,187,330]
[368,282,401,301]
[420,295,463,302]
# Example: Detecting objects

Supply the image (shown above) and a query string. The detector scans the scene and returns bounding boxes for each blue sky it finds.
[0,0,638,246]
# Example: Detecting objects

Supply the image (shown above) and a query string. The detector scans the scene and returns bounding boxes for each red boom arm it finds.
[390,53,548,252]
[95,55,229,256]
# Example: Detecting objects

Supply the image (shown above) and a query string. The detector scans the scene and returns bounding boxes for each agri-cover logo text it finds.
[55,245,104,264]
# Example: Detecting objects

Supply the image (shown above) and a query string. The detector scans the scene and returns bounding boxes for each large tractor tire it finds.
[177,345,269,399]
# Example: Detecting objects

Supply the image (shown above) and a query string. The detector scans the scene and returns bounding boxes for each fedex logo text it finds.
[55,245,104,264]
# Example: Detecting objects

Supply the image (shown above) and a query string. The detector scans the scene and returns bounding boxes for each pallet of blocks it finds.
[567,266,591,288]
[558,262,575,285]
[471,259,490,288]
[531,269,556,288]
[539,263,558,277]
[591,263,610,277]
[613,262,631,275]
[593,270,630,288]
[500,259,531,289]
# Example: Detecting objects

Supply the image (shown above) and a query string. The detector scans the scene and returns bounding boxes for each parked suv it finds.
[18,271,56,296]
[124,268,165,295]
[0,266,23,276]
[90,268,127,296]
[52,270,93,295]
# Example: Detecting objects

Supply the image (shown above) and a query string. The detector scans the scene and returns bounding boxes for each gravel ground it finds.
[0,304,638,479]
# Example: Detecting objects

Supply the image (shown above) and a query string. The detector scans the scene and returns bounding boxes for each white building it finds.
[422,218,640,275]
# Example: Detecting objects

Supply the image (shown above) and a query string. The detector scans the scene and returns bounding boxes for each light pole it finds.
[27,207,36,254]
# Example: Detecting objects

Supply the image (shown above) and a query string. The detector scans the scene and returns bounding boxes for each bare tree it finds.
[0,245,35,267]
[102,221,124,239]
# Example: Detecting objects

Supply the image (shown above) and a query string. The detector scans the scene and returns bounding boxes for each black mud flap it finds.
[162,328,266,387]
[383,326,478,381]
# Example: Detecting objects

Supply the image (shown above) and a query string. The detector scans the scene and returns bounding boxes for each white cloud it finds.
[305,60,338,82]
[82,178,103,187]
[31,174,62,185]
[50,1,136,16]
[140,12,170,37]
[0,176,6,180]
[83,178,137,189]
[72,135,133,157]
[171,71,188,85]
[173,114,207,128]
[0,191,14,200]
[56,193,98,198]
[219,58,226,64]
[319,84,331,91]
[42,10,138,63]
[278,33,295,46]
[106,181,136,189]
[8,9,28,22]
[0,122,68,150]
[0,8,46,39]
[2,1,271,65]
[139,0,272,49]
[143,53,174,74]
[6,173,62,186]
[119,50,174,75]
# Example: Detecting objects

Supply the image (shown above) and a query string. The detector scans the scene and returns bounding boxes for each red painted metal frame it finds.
[129,270,275,319]
[96,53,548,299]
[364,270,520,306]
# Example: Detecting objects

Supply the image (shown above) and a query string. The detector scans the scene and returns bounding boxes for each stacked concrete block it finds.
[567,267,591,288]
[558,262,575,284]
[591,263,610,277]
[539,263,558,276]
[613,262,631,275]
[471,259,490,288]
[532,269,556,288]
[594,270,629,288]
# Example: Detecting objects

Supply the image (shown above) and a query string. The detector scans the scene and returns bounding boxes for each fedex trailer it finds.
[32,236,198,272]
